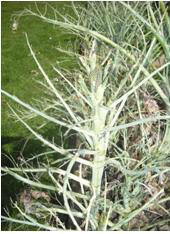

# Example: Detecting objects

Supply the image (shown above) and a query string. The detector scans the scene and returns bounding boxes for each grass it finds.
[2,1,76,139]
[1,1,78,230]
[1,1,170,231]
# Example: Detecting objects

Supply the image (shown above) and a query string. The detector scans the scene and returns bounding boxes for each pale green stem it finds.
[36,203,84,219]
[22,8,169,107]
[63,153,82,231]
[103,114,170,134]
[121,2,170,58]
[92,105,109,196]
[1,167,89,200]
[110,61,170,109]
[25,33,79,125]
[2,166,90,187]
[2,167,57,191]
[160,1,170,37]
[1,90,94,137]
[85,187,97,230]
[1,216,59,231]
[109,188,164,230]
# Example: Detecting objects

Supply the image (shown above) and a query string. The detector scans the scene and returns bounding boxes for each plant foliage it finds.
[2,2,170,231]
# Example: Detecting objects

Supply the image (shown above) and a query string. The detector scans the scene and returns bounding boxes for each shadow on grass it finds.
[1,126,69,226]
[1,125,77,220]
[1,136,43,217]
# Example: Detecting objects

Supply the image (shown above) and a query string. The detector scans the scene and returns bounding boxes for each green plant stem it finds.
[2,166,90,187]
[109,189,164,230]
[92,105,109,196]
[160,1,170,42]
[121,2,170,60]
[1,90,94,137]
[1,167,89,200]
[103,114,170,134]
[63,154,82,230]
[1,216,59,231]
[27,9,169,108]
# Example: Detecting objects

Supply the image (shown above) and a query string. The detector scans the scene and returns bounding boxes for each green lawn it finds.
[2,1,76,138]
[1,1,78,227]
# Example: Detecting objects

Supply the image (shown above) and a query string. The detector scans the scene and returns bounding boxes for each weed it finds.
[2,1,170,231]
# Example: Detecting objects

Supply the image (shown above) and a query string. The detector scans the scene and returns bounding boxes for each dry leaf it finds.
[152,54,165,69]
[143,93,159,114]
[31,190,51,202]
